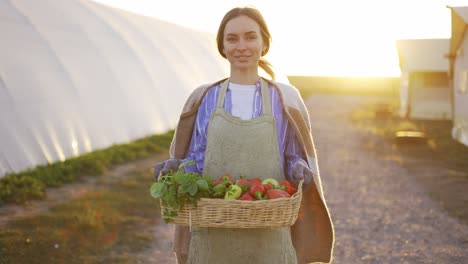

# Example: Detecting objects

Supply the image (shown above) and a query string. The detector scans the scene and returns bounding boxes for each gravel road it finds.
[144,94,468,263]
[307,95,468,264]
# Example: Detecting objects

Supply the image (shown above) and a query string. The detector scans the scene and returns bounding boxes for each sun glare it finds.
[90,0,452,77]
[265,0,451,77]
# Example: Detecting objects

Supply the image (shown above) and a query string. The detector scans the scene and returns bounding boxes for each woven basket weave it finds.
[160,180,303,228]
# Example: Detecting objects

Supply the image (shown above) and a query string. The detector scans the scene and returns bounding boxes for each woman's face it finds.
[223,15,265,72]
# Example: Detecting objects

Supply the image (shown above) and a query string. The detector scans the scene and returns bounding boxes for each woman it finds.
[154,6,334,264]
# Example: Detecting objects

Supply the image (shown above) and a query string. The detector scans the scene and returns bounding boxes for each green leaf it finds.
[212,184,226,197]
[150,182,165,198]
[178,160,195,170]
[174,171,190,185]
[179,184,189,194]
[153,167,211,220]
[187,182,198,196]
[196,179,209,192]
[201,175,214,187]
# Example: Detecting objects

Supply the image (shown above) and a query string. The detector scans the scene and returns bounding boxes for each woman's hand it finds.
[153,159,182,181]
[292,161,313,185]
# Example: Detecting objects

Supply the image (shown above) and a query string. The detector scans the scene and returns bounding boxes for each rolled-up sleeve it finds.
[181,86,219,174]
[270,88,309,182]
[283,118,310,182]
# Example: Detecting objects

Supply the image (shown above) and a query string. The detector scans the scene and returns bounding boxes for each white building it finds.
[448,6,468,147]
[0,0,231,177]
[396,39,451,120]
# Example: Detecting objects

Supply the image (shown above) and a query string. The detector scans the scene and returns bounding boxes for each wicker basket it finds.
[160,180,303,228]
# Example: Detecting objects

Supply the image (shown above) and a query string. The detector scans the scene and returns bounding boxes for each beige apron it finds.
[187,79,297,264]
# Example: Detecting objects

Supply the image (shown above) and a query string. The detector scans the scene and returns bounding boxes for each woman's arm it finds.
[284,118,312,183]
[180,86,219,174]
[271,87,311,183]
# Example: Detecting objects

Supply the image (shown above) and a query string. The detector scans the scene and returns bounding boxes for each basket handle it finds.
[297,179,304,190]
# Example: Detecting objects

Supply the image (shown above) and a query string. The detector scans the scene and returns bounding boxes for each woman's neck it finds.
[229,69,260,85]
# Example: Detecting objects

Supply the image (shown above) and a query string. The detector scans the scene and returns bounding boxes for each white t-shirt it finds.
[228,83,256,120]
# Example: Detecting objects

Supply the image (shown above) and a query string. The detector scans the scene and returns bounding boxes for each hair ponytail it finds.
[259,57,275,80]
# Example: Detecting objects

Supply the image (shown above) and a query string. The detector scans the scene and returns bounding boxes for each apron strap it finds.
[259,78,272,115]
[216,78,272,116]
[216,79,230,109]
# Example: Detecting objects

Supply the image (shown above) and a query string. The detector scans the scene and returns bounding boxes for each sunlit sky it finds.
[90,0,467,77]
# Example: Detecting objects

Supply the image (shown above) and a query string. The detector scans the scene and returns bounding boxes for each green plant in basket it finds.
[150,160,214,223]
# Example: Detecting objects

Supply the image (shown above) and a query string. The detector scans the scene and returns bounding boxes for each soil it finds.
[1,94,467,263]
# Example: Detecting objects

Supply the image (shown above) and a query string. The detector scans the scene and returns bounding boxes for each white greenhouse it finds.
[449,5,468,147]
[396,39,451,120]
[0,0,231,177]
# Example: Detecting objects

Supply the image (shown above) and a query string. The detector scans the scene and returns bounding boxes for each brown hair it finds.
[216,6,275,80]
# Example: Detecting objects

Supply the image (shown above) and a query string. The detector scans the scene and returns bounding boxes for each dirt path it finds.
[0,153,169,227]
[307,95,468,263]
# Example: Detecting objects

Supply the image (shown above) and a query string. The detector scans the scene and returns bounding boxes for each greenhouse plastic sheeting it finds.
[0,0,230,176]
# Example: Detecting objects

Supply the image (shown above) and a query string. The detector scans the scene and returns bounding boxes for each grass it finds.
[350,100,468,167]
[350,100,468,224]
[0,131,174,205]
[288,75,400,99]
[0,170,161,264]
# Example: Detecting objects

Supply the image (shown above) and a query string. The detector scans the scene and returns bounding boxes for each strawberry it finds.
[249,182,266,200]
[248,177,262,186]
[263,183,274,190]
[235,177,251,193]
[213,173,233,187]
[266,189,291,199]
[238,193,254,201]
[279,180,297,195]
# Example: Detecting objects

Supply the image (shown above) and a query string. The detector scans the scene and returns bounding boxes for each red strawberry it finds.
[266,189,291,199]
[238,193,254,201]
